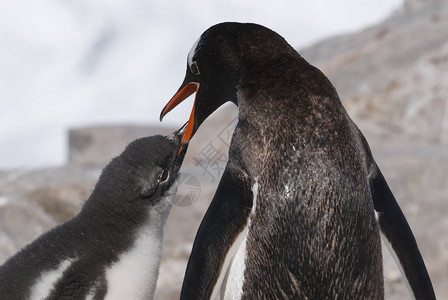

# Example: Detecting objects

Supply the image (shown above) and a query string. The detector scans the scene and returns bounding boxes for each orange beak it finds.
[160,82,200,155]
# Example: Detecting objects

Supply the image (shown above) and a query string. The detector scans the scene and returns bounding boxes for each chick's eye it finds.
[190,61,200,75]
[159,169,169,183]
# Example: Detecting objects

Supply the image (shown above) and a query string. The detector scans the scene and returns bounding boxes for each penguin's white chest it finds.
[104,226,162,300]
[212,181,259,300]
[219,225,250,299]
[104,203,171,300]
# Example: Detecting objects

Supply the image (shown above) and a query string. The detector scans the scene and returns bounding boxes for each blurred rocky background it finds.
[1,0,447,299]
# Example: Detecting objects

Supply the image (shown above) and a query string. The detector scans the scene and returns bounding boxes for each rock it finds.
[0,166,101,263]
[300,0,448,145]
[0,167,100,223]
[0,195,55,264]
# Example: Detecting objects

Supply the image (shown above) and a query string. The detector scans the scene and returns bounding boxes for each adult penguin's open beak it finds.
[160,81,200,155]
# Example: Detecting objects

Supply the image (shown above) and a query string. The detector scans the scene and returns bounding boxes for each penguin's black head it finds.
[160,22,294,152]
[118,126,188,201]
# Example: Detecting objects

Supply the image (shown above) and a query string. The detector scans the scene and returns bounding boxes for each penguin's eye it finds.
[159,169,169,184]
[190,61,200,75]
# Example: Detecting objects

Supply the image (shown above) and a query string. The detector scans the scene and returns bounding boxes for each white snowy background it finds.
[0,0,404,169]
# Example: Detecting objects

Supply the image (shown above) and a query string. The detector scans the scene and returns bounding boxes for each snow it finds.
[0,0,403,168]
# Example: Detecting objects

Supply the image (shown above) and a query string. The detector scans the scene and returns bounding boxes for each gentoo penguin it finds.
[160,22,435,299]
[0,129,187,300]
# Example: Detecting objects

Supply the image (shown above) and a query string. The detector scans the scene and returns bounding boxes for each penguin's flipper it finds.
[369,166,435,300]
[180,161,253,300]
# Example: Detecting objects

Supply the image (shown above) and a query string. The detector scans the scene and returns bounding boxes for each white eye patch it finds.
[187,38,200,69]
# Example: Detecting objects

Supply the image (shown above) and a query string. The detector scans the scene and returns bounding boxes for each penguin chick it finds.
[0,129,187,300]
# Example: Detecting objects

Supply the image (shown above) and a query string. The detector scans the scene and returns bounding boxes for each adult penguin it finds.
[160,22,435,299]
